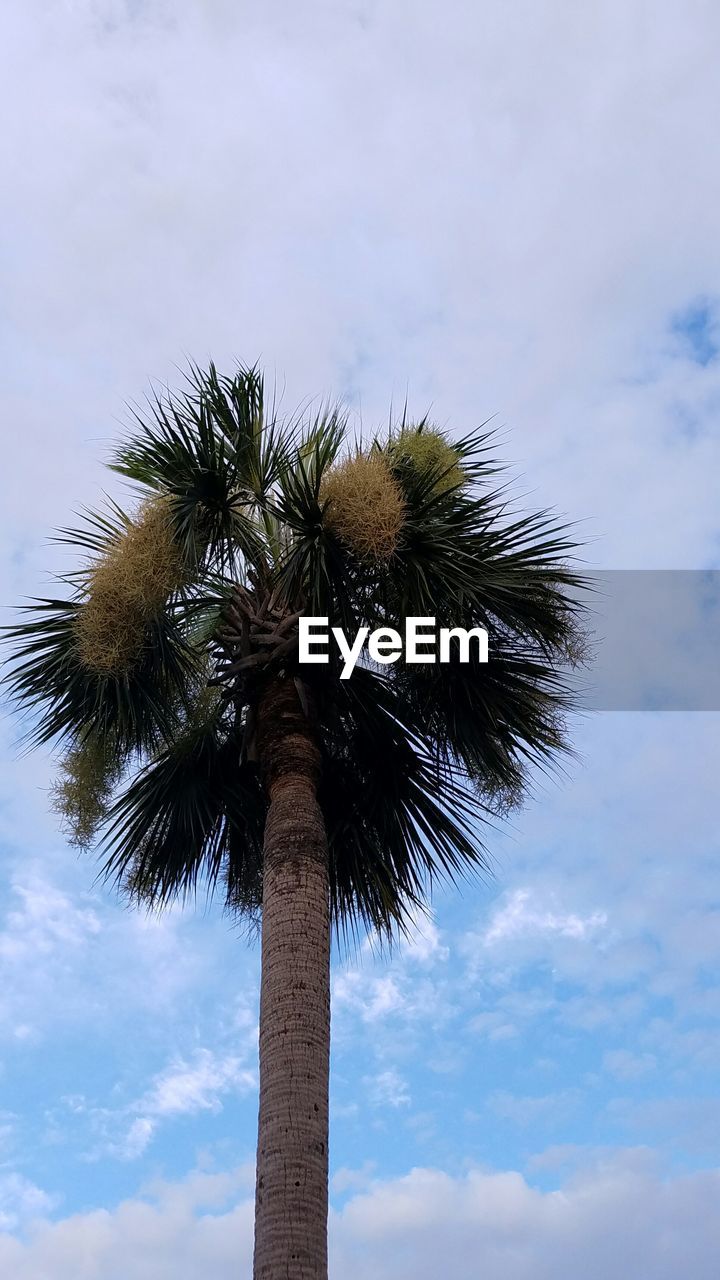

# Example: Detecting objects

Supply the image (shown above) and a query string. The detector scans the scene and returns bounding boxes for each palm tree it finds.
[3,363,583,1279]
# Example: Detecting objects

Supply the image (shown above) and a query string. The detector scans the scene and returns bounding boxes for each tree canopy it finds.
[3,362,584,943]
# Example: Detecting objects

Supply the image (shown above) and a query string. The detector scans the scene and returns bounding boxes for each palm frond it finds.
[2,596,200,753]
[102,695,265,912]
[314,666,491,943]
[110,367,267,571]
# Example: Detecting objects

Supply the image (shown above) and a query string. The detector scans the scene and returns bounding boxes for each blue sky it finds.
[2,2,720,1275]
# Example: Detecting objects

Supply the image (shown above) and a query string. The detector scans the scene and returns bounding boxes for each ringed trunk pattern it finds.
[253,676,331,1280]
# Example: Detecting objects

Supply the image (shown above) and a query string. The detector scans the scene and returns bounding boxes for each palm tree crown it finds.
[4,361,582,942]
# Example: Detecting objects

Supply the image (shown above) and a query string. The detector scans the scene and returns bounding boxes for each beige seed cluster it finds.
[391,427,465,493]
[321,451,405,562]
[75,497,185,674]
[51,734,119,848]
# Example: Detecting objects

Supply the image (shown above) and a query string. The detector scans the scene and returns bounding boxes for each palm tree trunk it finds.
[253,675,330,1280]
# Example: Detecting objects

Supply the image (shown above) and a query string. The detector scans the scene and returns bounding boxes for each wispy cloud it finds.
[0,1173,56,1232]
[481,889,608,947]
[100,1048,257,1160]
[143,1049,256,1119]
[364,1070,411,1110]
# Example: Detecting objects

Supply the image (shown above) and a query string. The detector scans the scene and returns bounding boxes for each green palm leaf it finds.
[3,359,585,938]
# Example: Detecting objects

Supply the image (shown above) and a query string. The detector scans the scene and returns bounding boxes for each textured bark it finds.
[253,676,330,1280]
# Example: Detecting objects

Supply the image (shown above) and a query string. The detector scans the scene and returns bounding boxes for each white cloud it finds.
[112,1117,156,1161]
[0,1166,255,1280]
[0,1157,719,1278]
[331,1162,377,1196]
[143,1049,256,1120]
[0,860,250,1047]
[98,1048,257,1160]
[481,889,608,947]
[332,910,447,1024]
[0,876,100,965]
[333,972,406,1023]
[395,910,449,966]
[0,873,103,1038]
[0,1175,55,1233]
[333,1158,720,1278]
[2,0,720,578]
[364,1070,411,1109]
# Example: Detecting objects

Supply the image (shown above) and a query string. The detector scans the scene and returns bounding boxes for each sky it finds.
[1,1,720,1275]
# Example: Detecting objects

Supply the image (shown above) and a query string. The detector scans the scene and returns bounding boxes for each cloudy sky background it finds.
[2,1,720,1274]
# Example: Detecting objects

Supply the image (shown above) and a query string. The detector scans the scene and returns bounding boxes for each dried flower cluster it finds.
[51,732,120,848]
[75,498,185,673]
[391,427,465,493]
[321,451,405,562]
